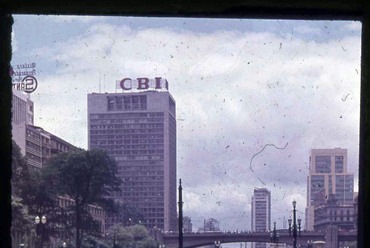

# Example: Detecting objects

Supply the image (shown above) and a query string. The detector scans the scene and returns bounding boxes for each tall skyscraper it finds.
[305,148,354,230]
[87,89,177,231]
[251,188,271,248]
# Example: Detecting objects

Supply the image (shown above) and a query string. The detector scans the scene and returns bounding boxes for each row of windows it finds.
[107,150,164,155]
[90,118,164,126]
[118,165,163,170]
[91,134,164,140]
[90,112,164,119]
[90,128,163,134]
[107,95,147,111]
[26,129,40,140]
[26,152,41,162]
[120,171,164,176]
[26,140,40,151]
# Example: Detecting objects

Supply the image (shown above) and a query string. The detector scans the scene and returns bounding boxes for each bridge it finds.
[154,227,357,248]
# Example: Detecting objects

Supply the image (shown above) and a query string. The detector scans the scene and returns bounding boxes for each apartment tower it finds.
[251,188,271,248]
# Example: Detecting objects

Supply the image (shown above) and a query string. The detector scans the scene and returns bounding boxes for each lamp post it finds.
[306,240,313,248]
[214,241,221,248]
[35,215,47,248]
[62,242,67,248]
[288,200,301,248]
[270,222,279,245]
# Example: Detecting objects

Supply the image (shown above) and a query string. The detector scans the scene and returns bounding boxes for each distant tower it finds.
[251,188,271,248]
[305,148,354,231]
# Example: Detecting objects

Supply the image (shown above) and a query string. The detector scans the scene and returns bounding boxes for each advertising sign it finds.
[116,77,169,92]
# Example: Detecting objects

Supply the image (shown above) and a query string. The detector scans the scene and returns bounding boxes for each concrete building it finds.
[251,188,271,248]
[203,218,220,231]
[87,90,177,231]
[59,195,106,235]
[313,194,356,231]
[12,90,76,170]
[12,89,34,126]
[305,148,354,230]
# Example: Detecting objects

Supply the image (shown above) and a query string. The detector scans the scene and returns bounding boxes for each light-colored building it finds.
[251,188,271,248]
[12,90,34,156]
[305,148,354,231]
[12,90,76,170]
[313,194,355,231]
[12,89,34,126]
[87,89,177,231]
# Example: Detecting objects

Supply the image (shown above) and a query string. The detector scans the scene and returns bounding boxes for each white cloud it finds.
[294,26,321,34]
[344,21,362,31]
[24,20,361,232]
[43,14,104,23]
[11,31,17,52]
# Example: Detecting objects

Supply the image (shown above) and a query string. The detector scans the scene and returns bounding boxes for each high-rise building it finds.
[305,148,354,231]
[251,188,271,248]
[87,90,177,231]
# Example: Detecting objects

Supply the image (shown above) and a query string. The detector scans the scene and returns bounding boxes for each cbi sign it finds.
[116,77,169,91]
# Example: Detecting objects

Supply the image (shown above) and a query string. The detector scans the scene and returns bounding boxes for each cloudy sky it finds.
[12,15,361,235]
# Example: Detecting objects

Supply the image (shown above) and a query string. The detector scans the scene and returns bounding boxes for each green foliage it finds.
[44,149,121,203]
[42,149,122,248]
[106,225,158,248]
[11,141,36,241]
[11,195,34,234]
[107,202,145,228]
[11,141,31,197]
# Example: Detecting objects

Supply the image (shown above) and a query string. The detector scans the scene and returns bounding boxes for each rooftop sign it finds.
[10,63,38,93]
[116,77,168,92]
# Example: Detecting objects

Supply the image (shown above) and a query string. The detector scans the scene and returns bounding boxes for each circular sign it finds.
[22,75,38,93]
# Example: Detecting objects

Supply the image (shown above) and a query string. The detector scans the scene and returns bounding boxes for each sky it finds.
[11,15,361,237]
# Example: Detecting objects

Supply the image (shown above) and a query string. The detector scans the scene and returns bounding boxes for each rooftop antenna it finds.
[104,74,106,92]
[99,71,101,93]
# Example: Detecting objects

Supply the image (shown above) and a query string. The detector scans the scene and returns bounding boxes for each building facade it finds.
[313,194,356,231]
[12,91,76,170]
[251,188,271,248]
[87,90,177,231]
[305,148,354,230]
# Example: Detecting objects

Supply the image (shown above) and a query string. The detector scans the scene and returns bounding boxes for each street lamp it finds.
[214,241,221,248]
[270,222,279,244]
[307,240,313,248]
[288,218,292,236]
[288,200,301,248]
[35,215,47,248]
[62,242,67,248]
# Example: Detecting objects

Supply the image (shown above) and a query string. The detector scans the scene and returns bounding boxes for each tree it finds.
[11,141,35,245]
[12,141,65,246]
[43,149,122,248]
[106,224,158,248]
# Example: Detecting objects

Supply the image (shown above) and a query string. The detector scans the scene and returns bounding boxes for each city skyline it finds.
[11,15,361,233]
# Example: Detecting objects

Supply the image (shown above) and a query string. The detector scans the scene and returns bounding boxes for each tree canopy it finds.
[43,149,122,248]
